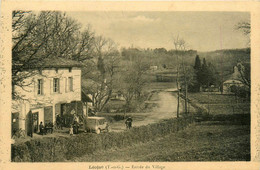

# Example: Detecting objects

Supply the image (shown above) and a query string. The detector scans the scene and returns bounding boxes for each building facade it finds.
[12,57,82,136]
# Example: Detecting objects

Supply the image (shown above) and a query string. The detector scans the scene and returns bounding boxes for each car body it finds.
[85,116,110,134]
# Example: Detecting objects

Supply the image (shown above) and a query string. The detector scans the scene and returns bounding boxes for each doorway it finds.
[32,112,39,133]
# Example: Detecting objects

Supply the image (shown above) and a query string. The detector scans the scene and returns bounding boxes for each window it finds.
[37,79,43,95]
[68,77,73,91]
[53,78,60,93]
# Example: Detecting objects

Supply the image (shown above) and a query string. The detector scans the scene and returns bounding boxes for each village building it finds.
[223,63,246,94]
[12,57,83,136]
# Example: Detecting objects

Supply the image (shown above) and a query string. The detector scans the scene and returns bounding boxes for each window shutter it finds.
[60,78,63,93]
[34,79,37,96]
[64,77,68,93]
[50,78,53,94]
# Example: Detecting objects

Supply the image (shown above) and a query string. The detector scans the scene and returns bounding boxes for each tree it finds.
[194,55,201,70]
[88,36,121,111]
[193,55,202,91]
[12,11,95,99]
[119,57,149,116]
[236,21,250,46]
[235,21,250,98]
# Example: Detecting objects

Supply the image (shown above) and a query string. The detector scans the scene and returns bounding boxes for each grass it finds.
[188,92,249,104]
[72,116,250,162]
[188,92,250,115]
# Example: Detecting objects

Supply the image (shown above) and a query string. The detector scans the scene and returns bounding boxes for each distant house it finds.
[12,57,83,136]
[223,63,245,94]
[111,91,125,101]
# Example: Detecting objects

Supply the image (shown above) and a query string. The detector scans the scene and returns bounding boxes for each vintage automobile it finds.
[85,116,111,134]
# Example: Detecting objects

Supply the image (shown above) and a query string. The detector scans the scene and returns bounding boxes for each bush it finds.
[113,115,125,121]
[12,116,192,162]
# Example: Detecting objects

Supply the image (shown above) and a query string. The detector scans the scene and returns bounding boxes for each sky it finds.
[67,11,250,52]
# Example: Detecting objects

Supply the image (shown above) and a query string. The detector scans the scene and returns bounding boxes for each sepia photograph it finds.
[9,10,251,162]
[1,1,260,170]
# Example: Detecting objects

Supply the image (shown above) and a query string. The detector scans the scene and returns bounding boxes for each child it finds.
[69,124,73,136]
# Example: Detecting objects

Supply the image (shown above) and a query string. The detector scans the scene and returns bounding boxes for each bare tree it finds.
[12,11,95,99]
[87,36,121,111]
[235,21,250,98]
[119,58,149,117]
[236,21,250,46]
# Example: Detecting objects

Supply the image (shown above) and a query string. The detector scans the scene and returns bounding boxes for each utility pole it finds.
[172,35,188,118]
[207,79,210,114]
[176,54,180,118]
[220,26,224,94]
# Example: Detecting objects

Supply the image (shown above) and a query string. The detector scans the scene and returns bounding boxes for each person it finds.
[56,114,63,130]
[125,117,133,129]
[28,111,33,137]
[56,115,60,129]
[73,114,79,134]
[39,122,44,135]
[69,124,73,136]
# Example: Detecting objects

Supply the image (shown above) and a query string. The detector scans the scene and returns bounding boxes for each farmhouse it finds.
[223,63,246,94]
[12,57,83,136]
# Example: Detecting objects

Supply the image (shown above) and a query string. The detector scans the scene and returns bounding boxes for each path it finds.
[109,90,182,132]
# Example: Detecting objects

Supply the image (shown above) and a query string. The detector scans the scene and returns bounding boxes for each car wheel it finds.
[96,128,101,134]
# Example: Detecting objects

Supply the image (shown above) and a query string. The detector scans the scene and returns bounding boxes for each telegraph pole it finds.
[220,26,224,94]
[176,54,180,118]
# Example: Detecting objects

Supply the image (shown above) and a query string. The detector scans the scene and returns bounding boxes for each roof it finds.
[22,57,83,69]
[82,78,100,94]
[223,79,243,84]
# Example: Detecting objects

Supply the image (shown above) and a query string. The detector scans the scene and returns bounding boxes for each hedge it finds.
[11,116,193,162]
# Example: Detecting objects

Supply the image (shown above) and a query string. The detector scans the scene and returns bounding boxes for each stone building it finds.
[12,57,83,136]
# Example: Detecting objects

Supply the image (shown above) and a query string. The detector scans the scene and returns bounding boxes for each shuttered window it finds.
[37,79,43,95]
[68,77,73,91]
[53,78,60,93]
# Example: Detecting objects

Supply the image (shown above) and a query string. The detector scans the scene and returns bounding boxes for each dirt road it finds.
[110,90,182,132]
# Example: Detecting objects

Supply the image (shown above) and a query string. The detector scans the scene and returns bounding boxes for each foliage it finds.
[193,56,220,91]
[230,85,250,99]
[237,62,250,89]
[12,116,193,162]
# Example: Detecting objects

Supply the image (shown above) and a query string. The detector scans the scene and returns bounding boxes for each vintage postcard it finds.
[0,1,259,170]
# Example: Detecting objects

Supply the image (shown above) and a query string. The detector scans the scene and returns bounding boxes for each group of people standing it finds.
[56,112,80,136]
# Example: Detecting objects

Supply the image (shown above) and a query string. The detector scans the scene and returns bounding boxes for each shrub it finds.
[12,116,193,162]
[113,115,125,121]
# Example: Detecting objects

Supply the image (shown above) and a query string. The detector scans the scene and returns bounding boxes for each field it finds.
[188,92,250,115]
[72,115,250,162]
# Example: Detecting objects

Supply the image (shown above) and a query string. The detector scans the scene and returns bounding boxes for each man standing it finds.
[39,121,44,135]
[125,117,133,129]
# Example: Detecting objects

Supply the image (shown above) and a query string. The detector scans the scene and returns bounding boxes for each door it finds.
[32,112,39,133]
[44,106,53,124]
[61,103,66,117]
